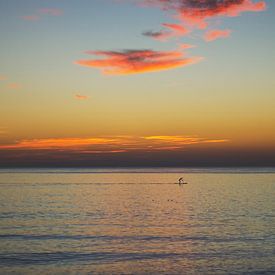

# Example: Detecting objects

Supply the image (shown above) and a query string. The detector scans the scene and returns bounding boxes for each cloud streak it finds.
[21,15,40,21]
[162,23,190,36]
[142,30,171,41]
[143,23,190,41]
[38,8,63,16]
[22,8,63,21]
[0,135,228,153]
[178,43,196,49]
[75,49,202,75]
[204,29,231,42]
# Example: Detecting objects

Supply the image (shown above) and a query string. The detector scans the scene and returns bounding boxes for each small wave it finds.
[0,249,272,266]
[0,233,269,243]
[0,251,183,266]
[1,167,275,174]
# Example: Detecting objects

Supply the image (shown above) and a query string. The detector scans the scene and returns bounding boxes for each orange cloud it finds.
[204,29,231,42]
[144,136,228,145]
[75,49,202,75]
[75,94,89,100]
[0,75,7,81]
[0,135,228,153]
[0,137,117,150]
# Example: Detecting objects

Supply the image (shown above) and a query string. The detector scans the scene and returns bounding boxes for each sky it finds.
[0,0,274,167]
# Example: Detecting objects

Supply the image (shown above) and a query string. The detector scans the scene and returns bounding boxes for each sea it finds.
[0,168,274,274]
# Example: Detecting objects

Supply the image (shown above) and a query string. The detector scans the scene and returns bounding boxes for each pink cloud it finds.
[75,49,202,75]
[21,15,40,21]
[76,1,266,76]
[143,23,190,41]
[142,1,266,29]
[204,29,232,42]
[22,8,63,21]
[162,23,190,36]
[178,43,196,50]
[38,8,63,16]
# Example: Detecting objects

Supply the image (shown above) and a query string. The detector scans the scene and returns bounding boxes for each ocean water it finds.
[0,168,274,274]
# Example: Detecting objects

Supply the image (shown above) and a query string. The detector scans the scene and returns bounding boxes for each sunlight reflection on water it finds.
[0,168,274,274]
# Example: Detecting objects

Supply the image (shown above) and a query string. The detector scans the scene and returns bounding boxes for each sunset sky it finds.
[0,0,274,167]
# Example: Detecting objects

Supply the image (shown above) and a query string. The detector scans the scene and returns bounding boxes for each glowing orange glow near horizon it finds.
[0,136,229,153]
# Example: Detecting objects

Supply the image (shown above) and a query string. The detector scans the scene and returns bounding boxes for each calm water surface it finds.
[0,168,274,274]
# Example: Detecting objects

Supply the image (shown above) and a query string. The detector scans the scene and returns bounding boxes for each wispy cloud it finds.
[178,43,196,50]
[22,8,63,21]
[142,30,171,41]
[0,76,21,89]
[75,94,89,100]
[75,49,202,75]
[143,23,190,41]
[38,8,63,16]
[21,15,40,21]
[162,23,190,36]
[0,76,22,90]
[204,29,231,42]
[0,135,228,153]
